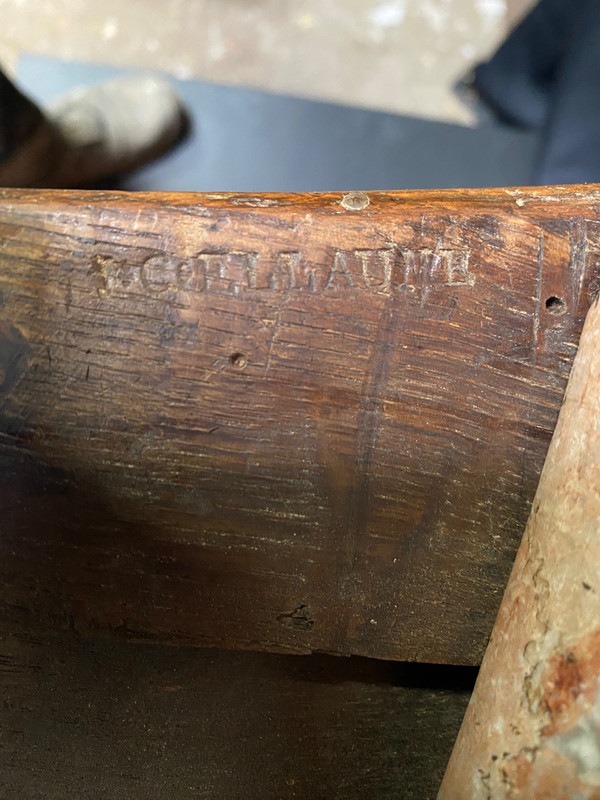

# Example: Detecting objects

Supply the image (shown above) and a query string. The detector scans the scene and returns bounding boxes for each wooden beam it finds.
[0,632,472,799]
[0,187,597,664]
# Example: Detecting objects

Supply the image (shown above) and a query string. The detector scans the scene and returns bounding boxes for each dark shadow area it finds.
[283,651,479,690]
[0,628,473,800]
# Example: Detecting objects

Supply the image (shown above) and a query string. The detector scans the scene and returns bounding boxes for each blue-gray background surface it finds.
[17,54,537,192]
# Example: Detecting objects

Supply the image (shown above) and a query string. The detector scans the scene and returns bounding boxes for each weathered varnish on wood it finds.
[0,186,598,665]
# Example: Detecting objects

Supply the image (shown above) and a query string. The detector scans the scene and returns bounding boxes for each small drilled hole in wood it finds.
[545,296,566,315]
[230,352,247,369]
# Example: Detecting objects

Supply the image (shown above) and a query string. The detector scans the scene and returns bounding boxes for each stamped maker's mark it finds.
[91,245,475,299]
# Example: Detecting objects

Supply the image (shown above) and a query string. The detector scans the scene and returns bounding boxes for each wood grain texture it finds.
[0,186,598,665]
[0,632,472,800]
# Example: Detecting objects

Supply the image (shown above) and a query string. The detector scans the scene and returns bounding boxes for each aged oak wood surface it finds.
[0,632,473,800]
[0,186,598,665]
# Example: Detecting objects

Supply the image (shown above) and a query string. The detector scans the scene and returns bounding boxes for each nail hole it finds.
[230,352,247,369]
[545,296,566,315]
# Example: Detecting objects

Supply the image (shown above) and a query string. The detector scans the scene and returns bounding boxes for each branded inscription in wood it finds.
[94,246,475,299]
[0,188,597,664]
